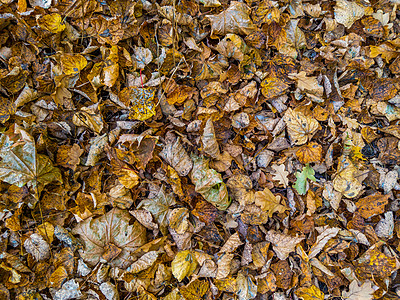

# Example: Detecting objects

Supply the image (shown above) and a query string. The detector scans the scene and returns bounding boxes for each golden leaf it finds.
[295,285,324,300]
[119,87,157,121]
[180,279,209,300]
[355,193,390,219]
[60,54,87,75]
[296,142,323,164]
[171,250,198,282]
[255,188,288,217]
[37,13,66,33]
[283,108,319,145]
[260,75,290,100]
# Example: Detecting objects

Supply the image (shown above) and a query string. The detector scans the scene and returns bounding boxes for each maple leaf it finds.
[0,125,62,196]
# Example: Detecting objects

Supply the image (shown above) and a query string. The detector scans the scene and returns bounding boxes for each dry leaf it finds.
[265,230,305,260]
[283,109,319,145]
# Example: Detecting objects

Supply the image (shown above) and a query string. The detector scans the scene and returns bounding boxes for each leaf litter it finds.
[0,0,400,299]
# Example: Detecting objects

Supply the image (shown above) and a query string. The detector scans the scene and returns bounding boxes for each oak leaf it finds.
[254,188,288,217]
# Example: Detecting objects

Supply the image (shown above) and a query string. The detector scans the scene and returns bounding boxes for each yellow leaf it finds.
[37,13,66,33]
[283,108,319,145]
[171,250,198,282]
[295,285,324,300]
[60,54,87,75]
[119,87,157,121]
[117,168,140,189]
[254,188,288,217]
[260,75,289,100]
[333,158,363,198]
[48,266,68,289]
[180,279,209,300]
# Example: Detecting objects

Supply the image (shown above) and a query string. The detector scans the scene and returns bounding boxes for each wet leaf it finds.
[37,13,65,33]
[60,54,87,75]
[190,154,230,210]
[119,87,157,121]
[295,285,324,300]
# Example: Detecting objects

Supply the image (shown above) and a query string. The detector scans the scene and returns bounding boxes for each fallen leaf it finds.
[294,164,316,195]
[72,208,147,268]
[60,54,87,75]
[342,280,375,300]
[334,0,366,28]
[355,193,389,219]
[271,164,289,188]
[265,230,305,260]
[284,109,319,145]
[254,187,288,217]
[171,250,198,282]
[206,2,256,37]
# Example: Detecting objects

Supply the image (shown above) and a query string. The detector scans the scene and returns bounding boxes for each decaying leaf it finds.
[0,125,62,193]
[72,208,146,268]
[206,1,256,37]
[190,154,230,210]
[265,230,305,260]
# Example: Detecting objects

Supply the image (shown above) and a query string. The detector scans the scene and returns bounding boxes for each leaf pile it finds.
[0,0,400,299]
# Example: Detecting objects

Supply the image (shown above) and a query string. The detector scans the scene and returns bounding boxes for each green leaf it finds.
[0,125,62,197]
[293,164,316,195]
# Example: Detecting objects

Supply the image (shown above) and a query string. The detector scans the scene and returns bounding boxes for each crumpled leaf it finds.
[254,187,288,217]
[206,1,256,38]
[334,0,366,29]
[202,118,221,159]
[219,232,243,253]
[265,230,305,260]
[293,164,316,196]
[180,279,209,300]
[72,208,147,268]
[160,138,193,176]
[308,226,340,259]
[138,186,176,235]
[171,250,198,282]
[288,71,324,97]
[133,47,153,70]
[342,280,375,300]
[190,154,230,210]
[333,157,363,198]
[284,108,319,145]
[0,125,62,192]
[236,271,257,300]
[24,233,50,261]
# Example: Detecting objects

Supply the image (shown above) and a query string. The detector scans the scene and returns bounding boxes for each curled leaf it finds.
[190,154,230,210]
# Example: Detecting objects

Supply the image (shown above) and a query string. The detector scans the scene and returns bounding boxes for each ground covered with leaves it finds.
[1,0,400,299]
